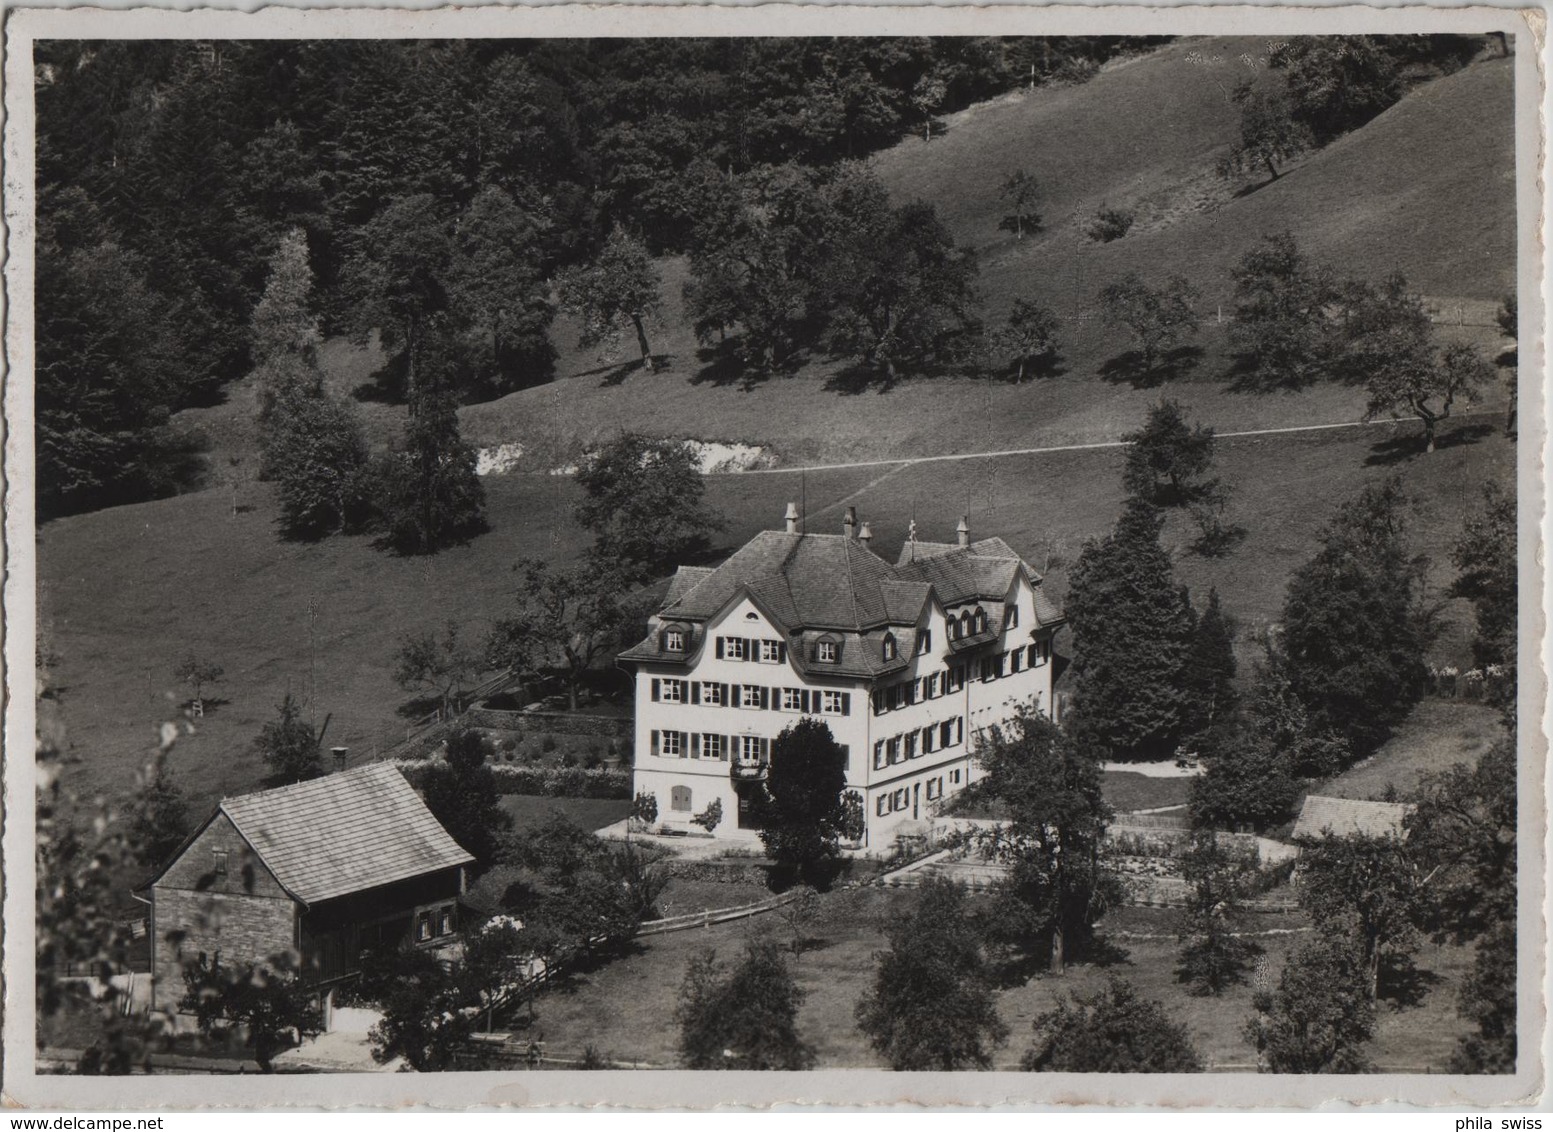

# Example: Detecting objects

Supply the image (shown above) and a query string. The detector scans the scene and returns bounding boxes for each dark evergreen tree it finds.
[1181,588,1239,740]
[1025,977,1203,1071]
[376,385,487,556]
[1279,478,1429,755]
[974,705,1117,973]
[856,875,1008,1070]
[675,939,815,1070]
[759,718,851,887]
[1188,725,1297,833]
[1066,498,1196,761]
[128,769,192,871]
[420,727,514,870]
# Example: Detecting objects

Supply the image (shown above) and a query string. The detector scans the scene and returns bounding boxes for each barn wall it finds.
[149,887,297,1012]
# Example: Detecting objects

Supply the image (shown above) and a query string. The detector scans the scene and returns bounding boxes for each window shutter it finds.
[760,686,771,710]
[841,693,851,716]
[839,745,850,773]
[716,637,724,659]
[956,717,964,744]
[691,682,701,705]
[778,642,787,663]
[800,689,811,713]
[760,737,770,759]
[651,730,660,757]
[731,685,742,708]
[651,678,661,702]
[691,733,701,758]
[721,683,731,706]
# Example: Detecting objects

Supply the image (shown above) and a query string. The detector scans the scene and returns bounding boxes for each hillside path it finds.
[716,410,1501,477]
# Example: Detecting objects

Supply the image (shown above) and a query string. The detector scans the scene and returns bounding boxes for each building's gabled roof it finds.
[216,763,474,907]
[1293,795,1415,842]
[663,566,716,608]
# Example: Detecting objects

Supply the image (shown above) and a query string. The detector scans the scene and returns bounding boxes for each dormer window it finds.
[882,634,898,661]
[917,629,932,655]
[664,628,686,652]
[816,639,839,664]
[959,611,973,637]
[974,609,989,634]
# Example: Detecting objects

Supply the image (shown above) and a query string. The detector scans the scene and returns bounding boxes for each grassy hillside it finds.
[43,35,1517,823]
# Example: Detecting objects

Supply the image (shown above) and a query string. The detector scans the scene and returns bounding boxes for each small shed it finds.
[1292,794,1415,842]
[142,763,474,1012]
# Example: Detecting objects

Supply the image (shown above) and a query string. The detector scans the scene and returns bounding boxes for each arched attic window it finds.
[882,633,898,661]
[974,608,989,634]
[959,610,974,637]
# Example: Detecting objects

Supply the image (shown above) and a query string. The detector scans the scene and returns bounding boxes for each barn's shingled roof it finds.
[217,763,473,906]
[1293,795,1415,842]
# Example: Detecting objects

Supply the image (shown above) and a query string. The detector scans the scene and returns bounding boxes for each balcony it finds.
[731,758,768,782]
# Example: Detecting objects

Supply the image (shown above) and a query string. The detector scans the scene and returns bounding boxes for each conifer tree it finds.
[1066,498,1196,760]
[377,384,486,555]
[1181,588,1238,740]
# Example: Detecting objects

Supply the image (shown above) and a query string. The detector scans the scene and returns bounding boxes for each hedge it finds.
[396,759,631,800]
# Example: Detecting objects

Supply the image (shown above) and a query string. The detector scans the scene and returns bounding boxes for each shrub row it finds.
[397,759,631,799]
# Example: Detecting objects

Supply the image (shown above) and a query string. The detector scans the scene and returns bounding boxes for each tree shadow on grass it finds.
[689,341,806,392]
[1098,345,1203,389]
[596,354,676,388]
[1000,352,1070,383]
[1379,955,1443,1009]
[1364,421,1495,466]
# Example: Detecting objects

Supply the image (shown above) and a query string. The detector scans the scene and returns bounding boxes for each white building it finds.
[619,505,1065,849]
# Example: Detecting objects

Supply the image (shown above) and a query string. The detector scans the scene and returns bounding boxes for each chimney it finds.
[331,746,349,773]
[843,506,858,539]
[957,516,970,548]
[784,502,800,534]
[857,522,873,546]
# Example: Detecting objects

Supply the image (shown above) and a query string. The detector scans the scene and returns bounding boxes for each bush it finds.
[542,735,559,754]
[1086,206,1134,243]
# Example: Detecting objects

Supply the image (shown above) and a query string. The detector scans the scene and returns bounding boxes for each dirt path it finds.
[714,410,1502,477]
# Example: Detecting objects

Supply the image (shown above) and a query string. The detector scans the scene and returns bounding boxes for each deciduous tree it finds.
[1246,936,1375,1073]
[992,298,1061,383]
[1216,79,1311,184]
[375,386,486,555]
[179,951,323,1072]
[392,620,489,719]
[1228,231,1340,390]
[573,433,725,581]
[974,705,1117,973]
[172,653,225,713]
[1098,272,1201,376]
[856,875,1008,1070]
[1294,833,1422,1002]
[1174,832,1262,995]
[676,940,815,1070]
[1279,478,1430,755]
[254,692,321,783]
[1450,481,1516,667]
[1120,399,1218,507]
[997,169,1042,240]
[760,718,851,887]
[1025,977,1203,1071]
[556,226,663,372]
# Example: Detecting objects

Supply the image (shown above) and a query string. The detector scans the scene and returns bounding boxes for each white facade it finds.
[625,519,1061,850]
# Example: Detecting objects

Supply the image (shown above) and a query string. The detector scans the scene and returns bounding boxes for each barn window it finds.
[671,786,693,812]
[438,907,454,936]
[212,850,228,877]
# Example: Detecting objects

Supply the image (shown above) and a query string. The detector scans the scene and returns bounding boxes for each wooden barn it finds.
[141,762,474,1013]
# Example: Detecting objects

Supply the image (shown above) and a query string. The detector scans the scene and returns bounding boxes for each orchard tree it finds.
[376,386,487,555]
[172,653,225,714]
[574,433,725,581]
[556,226,663,372]
[1097,273,1201,376]
[180,951,323,1072]
[1270,37,1401,145]
[367,945,474,1071]
[1065,498,1196,761]
[1246,936,1375,1073]
[1346,274,1492,452]
[1295,833,1422,1003]
[1120,399,1218,506]
[820,197,980,383]
[1279,478,1429,755]
[1228,231,1340,390]
[760,718,851,887]
[485,557,648,711]
[1451,923,1516,1074]
[1450,481,1516,666]
[392,620,489,719]
[675,940,815,1070]
[1217,80,1311,184]
[1174,832,1262,996]
[856,875,1008,1070]
[993,298,1061,382]
[997,168,1042,240]
[975,705,1116,973]
[254,692,320,783]
[421,727,514,869]
[1025,977,1203,1072]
